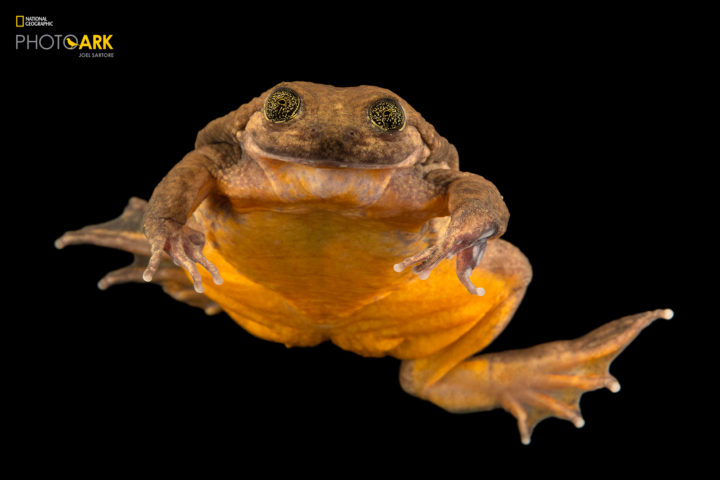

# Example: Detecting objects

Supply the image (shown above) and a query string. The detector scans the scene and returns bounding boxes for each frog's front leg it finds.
[141,144,237,293]
[399,243,673,443]
[394,169,509,295]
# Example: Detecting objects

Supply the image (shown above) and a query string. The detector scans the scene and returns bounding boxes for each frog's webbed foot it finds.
[490,309,674,443]
[401,309,673,444]
[55,197,221,315]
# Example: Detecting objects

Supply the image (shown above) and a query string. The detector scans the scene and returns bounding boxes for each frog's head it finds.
[239,81,434,169]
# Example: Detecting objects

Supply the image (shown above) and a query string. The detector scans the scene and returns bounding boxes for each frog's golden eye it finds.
[368,98,405,131]
[264,88,301,123]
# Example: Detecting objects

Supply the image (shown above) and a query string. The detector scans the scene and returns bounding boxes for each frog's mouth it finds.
[243,135,430,170]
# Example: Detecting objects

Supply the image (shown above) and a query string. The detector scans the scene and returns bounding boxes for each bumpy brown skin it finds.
[142,82,508,294]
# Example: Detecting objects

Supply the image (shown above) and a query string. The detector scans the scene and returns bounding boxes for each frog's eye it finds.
[368,98,405,132]
[264,88,301,123]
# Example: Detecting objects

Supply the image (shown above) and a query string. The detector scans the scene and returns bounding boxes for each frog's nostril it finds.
[343,127,359,140]
[307,123,324,138]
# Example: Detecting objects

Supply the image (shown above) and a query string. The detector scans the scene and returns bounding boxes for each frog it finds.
[55,81,673,444]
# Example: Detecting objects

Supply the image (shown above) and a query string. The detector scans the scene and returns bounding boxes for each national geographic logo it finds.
[15,15,115,58]
[16,15,53,27]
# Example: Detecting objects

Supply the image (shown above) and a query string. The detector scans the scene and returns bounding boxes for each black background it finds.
[11,6,701,474]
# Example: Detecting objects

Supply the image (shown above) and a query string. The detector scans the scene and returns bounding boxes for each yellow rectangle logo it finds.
[16,16,24,27]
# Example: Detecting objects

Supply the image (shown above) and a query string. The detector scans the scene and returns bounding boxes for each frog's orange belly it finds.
[193,208,512,359]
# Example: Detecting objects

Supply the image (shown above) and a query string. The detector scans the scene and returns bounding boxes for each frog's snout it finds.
[308,126,363,162]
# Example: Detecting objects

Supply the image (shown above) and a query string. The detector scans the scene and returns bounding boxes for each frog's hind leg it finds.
[399,241,672,444]
[55,197,221,315]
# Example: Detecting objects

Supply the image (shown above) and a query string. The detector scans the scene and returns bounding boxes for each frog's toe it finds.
[394,242,465,281]
[500,371,624,444]
[393,246,443,279]
[502,390,586,445]
[98,263,144,290]
[455,240,488,295]
[54,197,150,255]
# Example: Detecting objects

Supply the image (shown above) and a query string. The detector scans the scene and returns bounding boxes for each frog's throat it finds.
[242,134,430,170]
